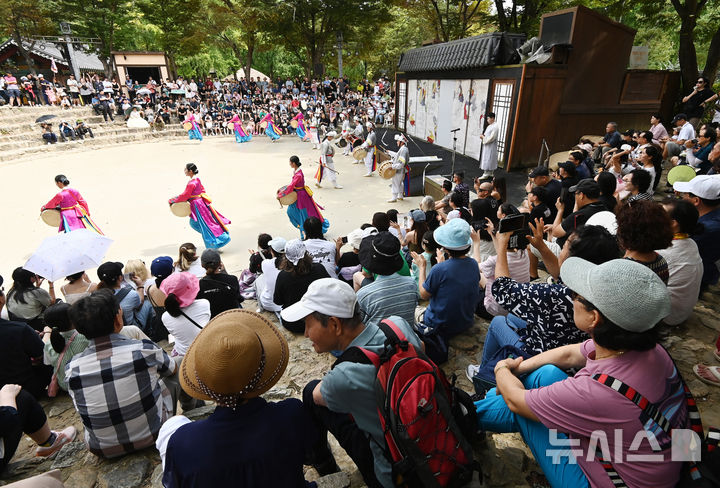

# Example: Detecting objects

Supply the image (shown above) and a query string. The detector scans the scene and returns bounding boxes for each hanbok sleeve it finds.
[71,189,89,213]
[170,180,195,203]
[41,192,62,211]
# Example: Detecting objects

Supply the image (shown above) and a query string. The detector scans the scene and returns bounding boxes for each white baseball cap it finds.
[673,175,720,200]
[281,278,357,322]
[268,237,286,253]
[285,239,306,265]
[347,228,364,250]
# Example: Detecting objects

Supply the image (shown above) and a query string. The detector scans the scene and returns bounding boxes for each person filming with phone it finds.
[548,179,606,248]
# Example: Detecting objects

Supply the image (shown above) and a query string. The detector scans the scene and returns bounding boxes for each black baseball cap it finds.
[672,113,688,123]
[569,178,601,198]
[97,262,123,282]
[529,166,549,178]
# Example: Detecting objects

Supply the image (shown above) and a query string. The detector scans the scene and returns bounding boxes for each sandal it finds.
[693,364,720,387]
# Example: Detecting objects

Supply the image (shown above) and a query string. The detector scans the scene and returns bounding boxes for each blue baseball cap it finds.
[150,256,174,279]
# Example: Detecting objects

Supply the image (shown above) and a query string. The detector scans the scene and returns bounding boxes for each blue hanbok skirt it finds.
[189,215,231,249]
[188,127,203,140]
[265,126,281,141]
[286,203,330,238]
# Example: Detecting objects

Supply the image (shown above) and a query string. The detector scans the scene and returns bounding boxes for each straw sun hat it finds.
[180,309,289,406]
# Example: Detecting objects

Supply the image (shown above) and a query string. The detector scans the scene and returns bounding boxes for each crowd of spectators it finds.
[3,70,720,487]
[1,71,395,138]
[1,155,718,486]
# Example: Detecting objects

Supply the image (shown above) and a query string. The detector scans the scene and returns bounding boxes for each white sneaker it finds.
[466,364,481,382]
[363,173,372,177]
[387,199,397,203]
[334,185,343,189]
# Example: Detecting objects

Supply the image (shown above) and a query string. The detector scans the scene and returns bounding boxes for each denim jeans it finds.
[475,365,590,488]
[480,314,527,365]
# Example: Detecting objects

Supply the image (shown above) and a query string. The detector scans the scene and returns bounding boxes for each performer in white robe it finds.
[389,134,410,202]
[362,122,376,177]
[315,131,342,189]
[340,113,352,156]
[479,112,498,178]
[352,117,364,163]
[308,114,320,149]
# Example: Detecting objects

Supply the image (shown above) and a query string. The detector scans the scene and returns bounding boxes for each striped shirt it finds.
[66,334,176,458]
[43,330,90,391]
[357,273,419,327]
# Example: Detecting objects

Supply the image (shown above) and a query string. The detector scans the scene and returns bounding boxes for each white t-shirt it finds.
[162,299,211,356]
[259,258,282,312]
[657,238,703,326]
[67,79,79,93]
[175,260,205,279]
[304,239,337,278]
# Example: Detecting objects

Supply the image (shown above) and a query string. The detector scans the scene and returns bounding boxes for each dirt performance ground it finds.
[2,135,421,281]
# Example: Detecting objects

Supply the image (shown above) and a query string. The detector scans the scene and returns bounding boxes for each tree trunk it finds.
[677,15,699,93]
[702,26,720,87]
[11,28,37,75]
[244,35,255,80]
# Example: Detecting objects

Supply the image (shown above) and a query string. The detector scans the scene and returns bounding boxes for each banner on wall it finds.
[406,79,417,137]
[464,79,490,160]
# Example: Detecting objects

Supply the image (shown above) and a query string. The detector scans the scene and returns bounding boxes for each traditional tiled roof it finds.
[0,37,104,71]
[398,32,526,72]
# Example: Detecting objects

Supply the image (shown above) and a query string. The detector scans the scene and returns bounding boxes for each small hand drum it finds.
[170,202,191,217]
[353,146,368,160]
[378,161,395,179]
[40,209,61,227]
[182,122,192,131]
[277,186,298,206]
[290,119,299,129]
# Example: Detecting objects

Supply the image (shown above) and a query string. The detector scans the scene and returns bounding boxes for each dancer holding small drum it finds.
[277,156,330,238]
[260,112,281,141]
[184,111,203,141]
[41,174,103,234]
[229,112,252,143]
[169,163,230,250]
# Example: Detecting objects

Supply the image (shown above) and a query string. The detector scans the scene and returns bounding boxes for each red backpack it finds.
[333,319,478,487]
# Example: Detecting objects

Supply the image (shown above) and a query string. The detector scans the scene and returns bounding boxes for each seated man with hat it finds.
[197,249,243,318]
[411,218,480,363]
[356,232,418,328]
[157,309,318,487]
[550,178,606,248]
[287,279,423,488]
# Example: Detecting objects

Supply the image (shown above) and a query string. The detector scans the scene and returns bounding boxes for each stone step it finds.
[1,122,183,144]
[0,126,169,150]
[1,116,125,135]
[0,129,187,163]
[0,106,95,124]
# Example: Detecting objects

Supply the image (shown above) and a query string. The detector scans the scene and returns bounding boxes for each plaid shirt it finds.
[66,333,175,458]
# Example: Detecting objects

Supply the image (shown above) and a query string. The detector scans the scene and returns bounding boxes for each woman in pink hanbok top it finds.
[41,174,102,234]
[169,163,230,249]
[260,112,281,141]
[277,156,329,237]
[229,113,252,143]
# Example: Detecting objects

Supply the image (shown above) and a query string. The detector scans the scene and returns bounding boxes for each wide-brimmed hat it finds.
[160,272,199,308]
[180,309,289,405]
[358,231,403,275]
[434,218,472,250]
